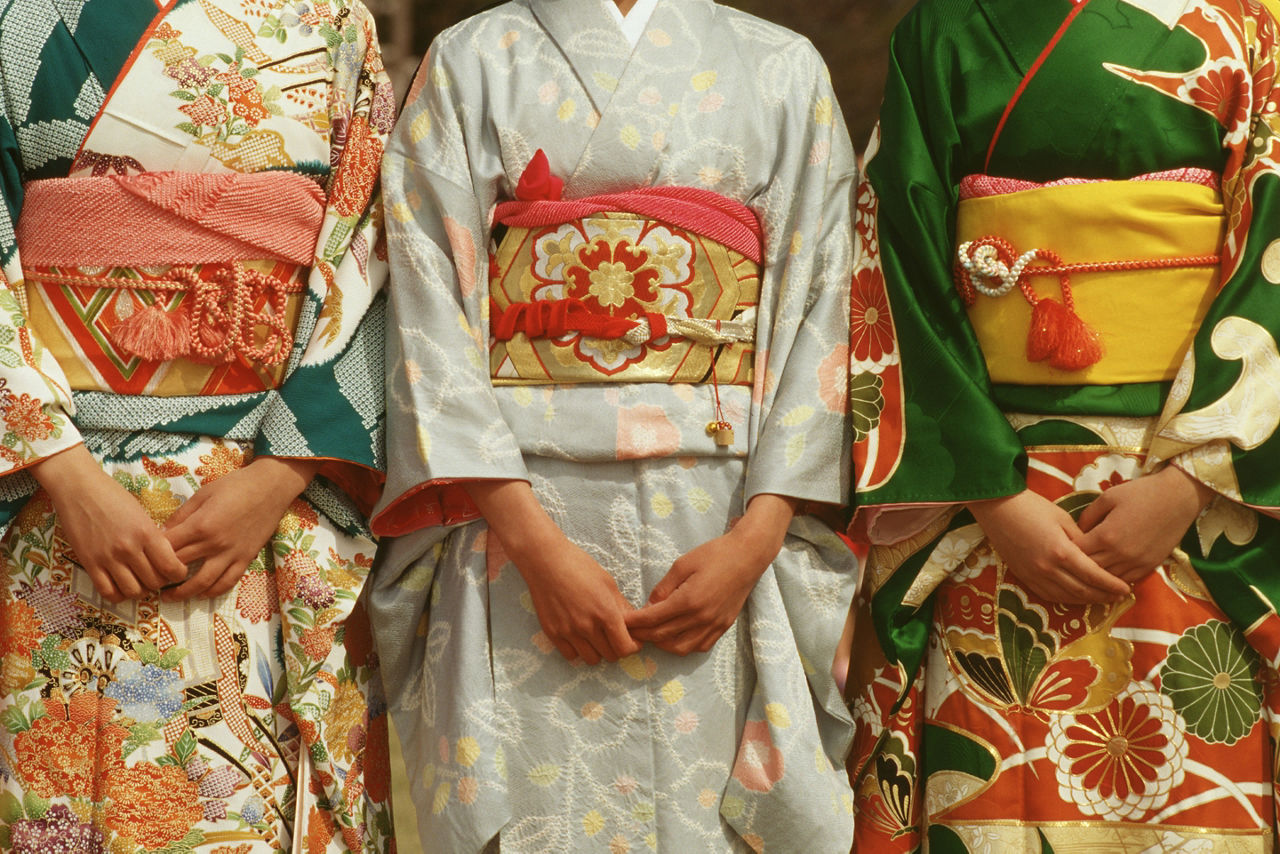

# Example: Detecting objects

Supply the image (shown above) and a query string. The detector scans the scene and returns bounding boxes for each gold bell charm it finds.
[706,420,734,447]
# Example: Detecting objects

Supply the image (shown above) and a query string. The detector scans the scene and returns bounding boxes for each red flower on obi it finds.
[1047,685,1188,821]
[565,238,662,319]
[731,719,785,793]
[515,149,564,201]
[1062,701,1170,801]
[850,267,895,365]
[1190,65,1249,130]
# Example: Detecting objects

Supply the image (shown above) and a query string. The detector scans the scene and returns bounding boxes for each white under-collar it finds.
[603,0,659,48]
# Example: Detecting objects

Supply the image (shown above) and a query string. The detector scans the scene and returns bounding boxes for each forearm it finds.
[30,442,97,498]
[245,456,322,505]
[1156,461,1215,512]
[462,479,566,571]
[732,493,799,564]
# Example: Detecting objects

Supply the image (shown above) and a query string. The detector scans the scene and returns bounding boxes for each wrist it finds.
[31,444,99,499]
[502,519,571,574]
[1157,463,1214,511]
[245,457,319,503]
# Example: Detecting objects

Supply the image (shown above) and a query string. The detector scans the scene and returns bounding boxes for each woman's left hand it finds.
[626,494,796,656]
[1075,465,1214,583]
[162,457,320,600]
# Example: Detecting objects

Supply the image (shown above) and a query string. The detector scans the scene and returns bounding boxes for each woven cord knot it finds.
[185,263,295,366]
[955,236,1102,370]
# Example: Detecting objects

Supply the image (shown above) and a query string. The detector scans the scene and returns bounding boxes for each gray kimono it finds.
[370,1,858,850]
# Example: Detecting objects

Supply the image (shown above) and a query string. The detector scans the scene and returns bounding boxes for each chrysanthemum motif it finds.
[849,372,884,442]
[850,267,895,366]
[1161,620,1262,745]
[1045,683,1187,821]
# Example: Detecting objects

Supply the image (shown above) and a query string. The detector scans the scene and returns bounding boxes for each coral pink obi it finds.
[16,170,323,396]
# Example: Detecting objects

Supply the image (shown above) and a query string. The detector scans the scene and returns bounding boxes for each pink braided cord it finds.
[958,168,1221,200]
[493,186,764,264]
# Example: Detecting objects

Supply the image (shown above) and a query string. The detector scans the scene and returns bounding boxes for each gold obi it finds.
[22,261,306,397]
[489,212,760,385]
[955,179,1225,385]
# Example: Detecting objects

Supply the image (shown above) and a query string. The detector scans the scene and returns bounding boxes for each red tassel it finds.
[1026,298,1065,362]
[1025,298,1103,371]
[111,303,190,361]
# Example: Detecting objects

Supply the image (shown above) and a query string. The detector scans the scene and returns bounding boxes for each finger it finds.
[127,555,168,593]
[103,562,147,600]
[163,517,213,558]
[143,534,190,585]
[131,536,182,591]
[1052,565,1126,603]
[1074,520,1121,559]
[649,561,696,604]
[172,536,217,566]
[1076,542,1123,571]
[601,616,640,660]
[162,493,201,530]
[1075,496,1112,533]
[202,560,250,599]
[82,562,124,603]
[1058,539,1129,594]
[655,628,705,657]
[625,597,685,629]
[548,635,578,661]
[1050,573,1112,605]
[1118,564,1158,584]
[569,637,600,666]
[629,613,700,643]
[163,558,227,601]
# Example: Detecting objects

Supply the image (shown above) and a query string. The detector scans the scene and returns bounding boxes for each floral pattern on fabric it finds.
[847,1,1280,848]
[370,1,857,850]
[0,0,393,850]
[1,445,390,852]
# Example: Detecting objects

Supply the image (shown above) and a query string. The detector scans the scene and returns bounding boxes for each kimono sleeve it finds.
[0,96,82,478]
[253,1,392,514]
[741,40,856,508]
[852,17,1027,518]
[369,46,528,538]
[1149,10,1280,516]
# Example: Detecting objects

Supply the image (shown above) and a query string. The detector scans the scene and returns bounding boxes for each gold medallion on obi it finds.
[489,212,759,386]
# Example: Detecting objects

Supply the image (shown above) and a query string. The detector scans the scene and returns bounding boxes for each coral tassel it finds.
[111,303,190,361]
[1026,298,1103,371]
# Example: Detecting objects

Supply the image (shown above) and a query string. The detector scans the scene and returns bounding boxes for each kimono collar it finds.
[974,0,1193,76]
[604,0,661,48]
[532,0,718,195]
[529,0,636,114]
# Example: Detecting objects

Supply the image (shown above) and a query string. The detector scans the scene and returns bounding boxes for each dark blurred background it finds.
[365,0,914,148]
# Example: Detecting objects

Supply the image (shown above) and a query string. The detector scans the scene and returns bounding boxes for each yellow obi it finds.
[489,212,760,386]
[955,179,1224,385]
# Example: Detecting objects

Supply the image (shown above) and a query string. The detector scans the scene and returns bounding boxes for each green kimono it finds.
[848,0,1280,850]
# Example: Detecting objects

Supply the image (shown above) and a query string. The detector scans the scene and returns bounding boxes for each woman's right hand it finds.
[466,479,640,665]
[967,489,1129,604]
[33,445,188,601]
